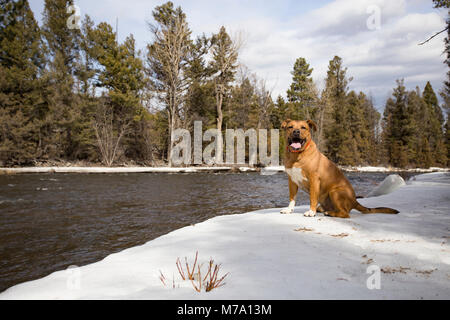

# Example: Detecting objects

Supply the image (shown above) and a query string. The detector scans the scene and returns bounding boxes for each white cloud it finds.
[303,0,406,36]
[28,0,448,110]
[233,0,447,109]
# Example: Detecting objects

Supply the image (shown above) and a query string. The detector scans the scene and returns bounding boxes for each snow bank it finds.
[1,173,449,300]
[0,166,233,174]
[1,165,448,174]
[367,174,406,198]
[343,166,449,173]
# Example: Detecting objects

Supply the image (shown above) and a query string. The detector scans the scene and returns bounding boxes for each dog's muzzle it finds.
[288,136,306,152]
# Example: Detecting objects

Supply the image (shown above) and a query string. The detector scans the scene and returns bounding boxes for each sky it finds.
[28,0,448,111]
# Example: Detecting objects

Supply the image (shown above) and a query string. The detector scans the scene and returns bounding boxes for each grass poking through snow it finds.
[160,251,229,293]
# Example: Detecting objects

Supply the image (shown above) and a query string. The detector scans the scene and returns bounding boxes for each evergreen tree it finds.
[68,15,98,160]
[185,80,216,128]
[0,0,48,165]
[251,77,274,130]
[184,34,215,132]
[272,95,288,128]
[271,95,289,159]
[210,26,239,163]
[228,75,254,129]
[286,57,317,119]
[344,91,370,165]
[408,89,430,167]
[382,80,416,168]
[422,82,447,165]
[360,94,381,165]
[336,91,360,165]
[76,15,96,96]
[88,22,147,165]
[323,56,352,164]
[42,0,82,159]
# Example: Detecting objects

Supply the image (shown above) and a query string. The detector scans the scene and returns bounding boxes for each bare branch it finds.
[418,27,449,45]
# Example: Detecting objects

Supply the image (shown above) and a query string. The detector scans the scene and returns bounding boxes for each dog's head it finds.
[281,119,317,153]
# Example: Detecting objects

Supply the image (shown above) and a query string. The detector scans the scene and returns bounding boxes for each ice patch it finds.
[367,174,406,197]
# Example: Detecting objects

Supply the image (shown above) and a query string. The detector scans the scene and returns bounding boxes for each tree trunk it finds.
[316,104,325,151]
[216,87,224,164]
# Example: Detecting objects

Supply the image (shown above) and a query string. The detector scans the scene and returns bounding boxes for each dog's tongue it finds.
[290,142,302,149]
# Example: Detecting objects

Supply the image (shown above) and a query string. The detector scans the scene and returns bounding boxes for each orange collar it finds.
[287,139,311,153]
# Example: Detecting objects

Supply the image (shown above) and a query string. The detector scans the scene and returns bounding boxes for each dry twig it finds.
[172,251,229,293]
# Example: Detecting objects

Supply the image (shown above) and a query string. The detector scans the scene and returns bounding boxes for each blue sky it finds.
[29,0,448,110]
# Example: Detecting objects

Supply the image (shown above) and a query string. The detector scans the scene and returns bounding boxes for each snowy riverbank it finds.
[0,172,449,299]
[0,165,448,174]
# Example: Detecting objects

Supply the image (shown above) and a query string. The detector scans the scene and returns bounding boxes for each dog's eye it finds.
[287,126,293,129]
[301,126,307,130]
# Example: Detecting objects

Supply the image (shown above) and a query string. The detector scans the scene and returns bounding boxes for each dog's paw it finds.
[303,209,317,217]
[280,208,293,214]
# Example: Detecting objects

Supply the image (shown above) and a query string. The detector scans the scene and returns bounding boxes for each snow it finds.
[343,166,450,173]
[1,165,448,174]
[0,173,449,300]
[0,166,233,174]
[367,174,406,197]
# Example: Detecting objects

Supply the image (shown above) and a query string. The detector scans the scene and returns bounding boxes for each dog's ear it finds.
[281,119,292,130]
[307,120,318,132]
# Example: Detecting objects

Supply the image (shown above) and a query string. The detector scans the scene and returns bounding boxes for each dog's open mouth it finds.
[288,137,306,151]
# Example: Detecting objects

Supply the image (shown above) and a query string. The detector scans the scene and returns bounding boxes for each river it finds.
[0,171,417,292]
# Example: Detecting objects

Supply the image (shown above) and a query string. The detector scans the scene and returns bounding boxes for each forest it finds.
[0,0,449,168]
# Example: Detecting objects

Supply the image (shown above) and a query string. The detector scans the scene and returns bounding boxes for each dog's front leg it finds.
[280,176,298,214]
[304,176,320,217]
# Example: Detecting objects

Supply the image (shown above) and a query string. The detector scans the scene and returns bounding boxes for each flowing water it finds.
[0,171,417,292]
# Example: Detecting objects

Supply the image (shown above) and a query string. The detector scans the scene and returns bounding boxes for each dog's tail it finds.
[355,201,399,214]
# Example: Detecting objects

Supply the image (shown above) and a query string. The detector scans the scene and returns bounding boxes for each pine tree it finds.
[210,26,239,163]
[184,35,215,132]
[87,22,147,165]
[76,15,96,96]
[252,77,274,130]
[42,0,82,159]
[422,82,447,165]
[0,0,48,165]
[69,15,98,160]
[342,91,362,165]
[382,80,417,168]
[228,74,254,129]
[286,57,317,120]
[323,56,352,164]
[115,35,148,161]
[360,94,381,165]
[344,91,380,165]
[408,89,430,167]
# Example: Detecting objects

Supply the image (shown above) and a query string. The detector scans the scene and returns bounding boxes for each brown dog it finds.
[280,119,399,218]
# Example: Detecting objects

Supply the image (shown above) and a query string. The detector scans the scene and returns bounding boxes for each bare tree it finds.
[93,102,131,166]
[146,2,192,166]
[210,27,242,163]
[251,74,274,129]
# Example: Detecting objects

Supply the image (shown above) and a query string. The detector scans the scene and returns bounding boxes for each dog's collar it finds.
[287,139,311,153]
